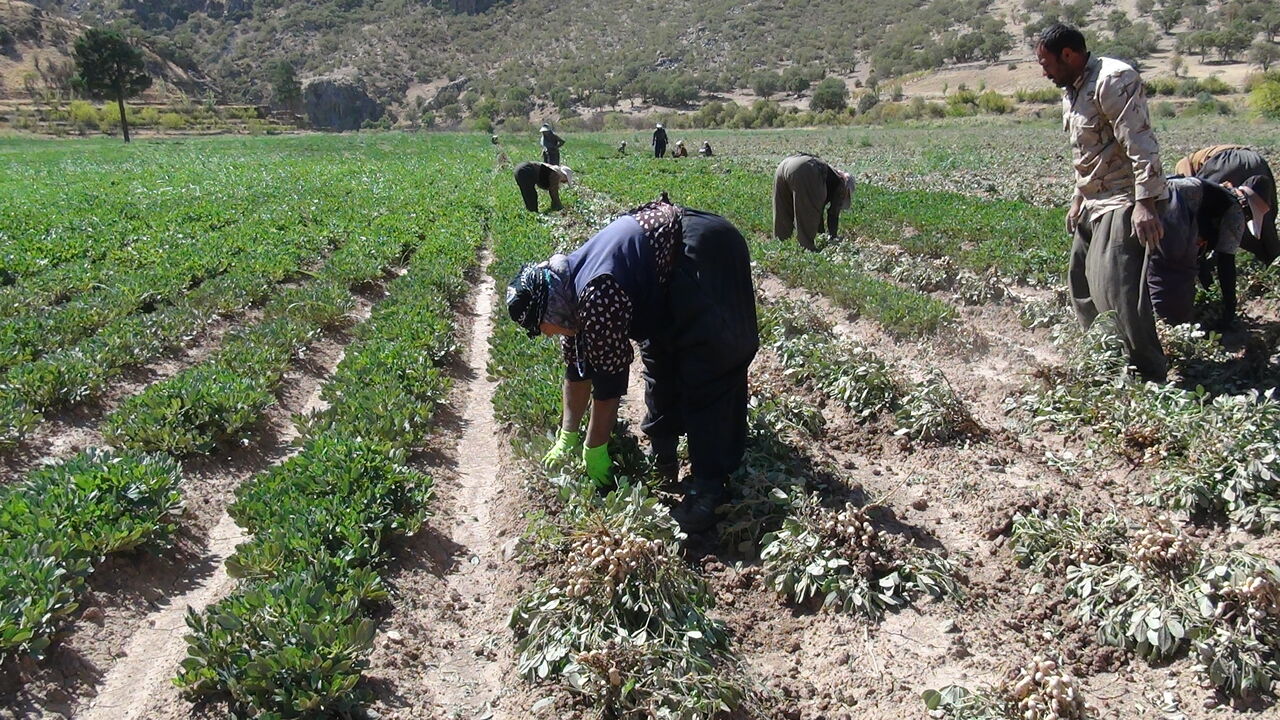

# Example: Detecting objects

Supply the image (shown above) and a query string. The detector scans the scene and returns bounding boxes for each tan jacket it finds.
[1062,55,1166,214]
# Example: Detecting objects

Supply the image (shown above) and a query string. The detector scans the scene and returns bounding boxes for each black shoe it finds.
[671,490,727,534]
[654,460,681,491]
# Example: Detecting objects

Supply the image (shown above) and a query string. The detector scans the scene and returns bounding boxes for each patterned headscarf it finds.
[506,263,550,338]
[543,254,577,330]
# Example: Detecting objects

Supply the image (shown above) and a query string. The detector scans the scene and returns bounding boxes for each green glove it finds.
[582,443,611,486]
[542,429,581,468]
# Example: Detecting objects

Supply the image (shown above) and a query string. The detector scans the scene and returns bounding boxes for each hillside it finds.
[2,0,1278,128]
[0,0,212,105]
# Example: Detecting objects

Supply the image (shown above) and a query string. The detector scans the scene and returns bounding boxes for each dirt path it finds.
[421,252,510,717]
[364,251,518,719]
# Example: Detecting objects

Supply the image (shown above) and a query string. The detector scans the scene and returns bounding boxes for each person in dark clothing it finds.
[513,162,572,213]
[1146,176,1247,327]
[540,124,565,165]
[773,154,855,251]
[1176,146,1277,264]
[506,196,759,533]
[699,141,713,157]
[652,123,668,158]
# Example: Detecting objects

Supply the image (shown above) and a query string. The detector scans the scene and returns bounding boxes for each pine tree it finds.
[71,28,151,142]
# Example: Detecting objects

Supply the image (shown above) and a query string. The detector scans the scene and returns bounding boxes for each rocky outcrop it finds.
[301,73,383,131]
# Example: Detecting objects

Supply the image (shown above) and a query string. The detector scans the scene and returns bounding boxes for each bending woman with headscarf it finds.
[505,195,758,533]
[513,162,572,213]
[773,153,856,251]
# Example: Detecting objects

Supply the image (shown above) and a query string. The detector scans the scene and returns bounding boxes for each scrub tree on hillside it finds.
[270,60,302,113]
[72,28,151,142]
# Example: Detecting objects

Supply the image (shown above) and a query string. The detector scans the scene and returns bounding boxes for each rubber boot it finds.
[671,476,729,534]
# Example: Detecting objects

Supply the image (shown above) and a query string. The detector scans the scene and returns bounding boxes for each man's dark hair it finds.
[1038,23,1087,56]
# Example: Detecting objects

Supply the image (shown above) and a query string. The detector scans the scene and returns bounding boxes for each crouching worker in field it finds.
[506,195,759,533]
[1176,145,1278,264]
[514,162,573,213]
[1148,175,1270,329]
[772,153,855,251]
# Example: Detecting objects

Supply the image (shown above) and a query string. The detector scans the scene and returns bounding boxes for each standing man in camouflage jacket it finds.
[1036,23,1169,381]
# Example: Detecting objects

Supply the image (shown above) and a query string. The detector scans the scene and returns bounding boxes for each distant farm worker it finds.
[772,153,855,251]
[513,162,573,213]
[492,134,510,167]
[699,141,714,157]
[1146,176,1249,327]
[671,140,688,158]
[652,123,668,158]
[1037,23,1168,382]
[1175,145,1278,264]
[505,195,759,533]
[540,123,565,165]
[616,140,628,156]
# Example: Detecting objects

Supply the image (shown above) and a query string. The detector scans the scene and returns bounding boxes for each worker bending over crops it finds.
[671,140,688,158]
[1176,145,1278,266]
[513,162,572,213]
[1146,176,1264,327]
[699,141,713,157]
[506,195,759,533]
[772,153,855,251]
[1037,23,1168,381]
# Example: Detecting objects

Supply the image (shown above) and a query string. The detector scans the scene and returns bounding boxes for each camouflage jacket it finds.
[1062,55,1166,215]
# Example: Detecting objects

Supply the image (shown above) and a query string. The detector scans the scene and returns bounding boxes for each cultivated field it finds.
[1,118,1279,720]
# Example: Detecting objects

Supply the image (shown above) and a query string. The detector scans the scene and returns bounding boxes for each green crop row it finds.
[0,449,182,661]
[174,149,487,717]
[849,184,1066,286]
[0,136,481,455]
[0,248,246,372]
[487,181,568,439]
[100,221,425,455]
[0,137,358,306]
[0,235,342,453]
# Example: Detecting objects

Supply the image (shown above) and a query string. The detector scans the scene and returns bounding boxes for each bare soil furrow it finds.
[365,252,522,719]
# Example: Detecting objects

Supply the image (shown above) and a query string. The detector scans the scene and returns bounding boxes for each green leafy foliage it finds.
[510,484,743,717]
[760,493,957,617]
[175,137,487,718]
[1014,514,1280,697]
[0,135,470,453]
[177,570,379,716]
[0,449,182,660]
